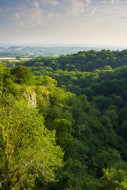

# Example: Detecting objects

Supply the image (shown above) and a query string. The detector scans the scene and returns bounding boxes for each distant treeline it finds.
[20,49,127,71]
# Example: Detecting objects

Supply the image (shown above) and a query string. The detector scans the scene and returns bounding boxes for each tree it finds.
[0,62,4,80]
[0,96,63,190]
[16,56,21,60]
[100,168,127,190]
[0,62,4,92]
[10,66,32,84]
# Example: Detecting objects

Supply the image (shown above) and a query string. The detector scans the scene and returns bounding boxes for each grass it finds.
[0,57,31,62]
[0,57,16,60]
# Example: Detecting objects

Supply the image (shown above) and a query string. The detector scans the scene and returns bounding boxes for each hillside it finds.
[1,50,127,189]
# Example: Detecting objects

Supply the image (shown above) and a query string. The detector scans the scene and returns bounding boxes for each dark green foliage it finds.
[19,49,127,73]
[10,65,33,84]
[99,168,127,190]
[2,49,127,189]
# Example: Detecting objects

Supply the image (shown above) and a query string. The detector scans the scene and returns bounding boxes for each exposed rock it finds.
[24,88,37,108]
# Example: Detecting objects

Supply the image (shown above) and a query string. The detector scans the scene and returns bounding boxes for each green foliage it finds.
[100,168,127,190]
[10,66,33,84]
[19,49,127,73]
[0,62,4,93]
[0,62,4,80]
[3,50,127,190]
[52,119,72,148]
[0,97,63,190]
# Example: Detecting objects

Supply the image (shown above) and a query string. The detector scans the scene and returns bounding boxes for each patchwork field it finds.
[0,57,16,60]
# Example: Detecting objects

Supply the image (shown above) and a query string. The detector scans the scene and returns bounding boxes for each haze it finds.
[0,0,127,47]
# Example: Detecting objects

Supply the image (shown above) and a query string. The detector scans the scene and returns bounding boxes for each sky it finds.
[0,0,127,46]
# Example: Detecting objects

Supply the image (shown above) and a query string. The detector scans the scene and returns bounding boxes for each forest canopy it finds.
[1,49,127,189]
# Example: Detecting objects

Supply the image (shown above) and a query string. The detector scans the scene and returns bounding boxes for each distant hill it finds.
[0,45,108,58]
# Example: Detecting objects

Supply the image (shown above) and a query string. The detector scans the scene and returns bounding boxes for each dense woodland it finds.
[1,49,127,189]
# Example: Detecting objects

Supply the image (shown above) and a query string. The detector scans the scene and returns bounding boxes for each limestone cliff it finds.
[24,87,37,108]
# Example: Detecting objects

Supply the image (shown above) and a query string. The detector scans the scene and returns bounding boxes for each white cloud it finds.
[84,0,91,3]
[43,0,58,7]
[10,0,61,28]
[26,0,58,7]
[12,6,44,28]
[110,0,120,3]
[65,0,90,16]
[58,0,92,18]
[32,1,40,8]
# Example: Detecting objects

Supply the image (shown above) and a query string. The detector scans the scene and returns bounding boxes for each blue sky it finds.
[0,0,127,46]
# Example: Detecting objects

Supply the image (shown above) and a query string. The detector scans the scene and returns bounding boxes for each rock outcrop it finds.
[24,88,37,108]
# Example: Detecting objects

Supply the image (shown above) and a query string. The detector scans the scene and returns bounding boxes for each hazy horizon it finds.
[1,43,127,51]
